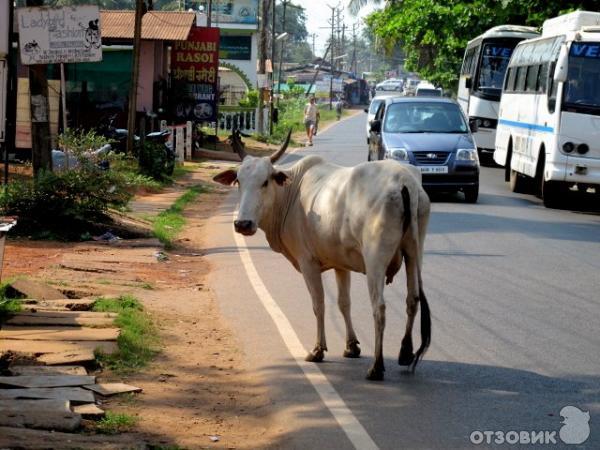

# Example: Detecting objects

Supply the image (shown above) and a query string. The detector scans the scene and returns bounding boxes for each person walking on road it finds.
[335,97,343,121]
[304,97,319,146]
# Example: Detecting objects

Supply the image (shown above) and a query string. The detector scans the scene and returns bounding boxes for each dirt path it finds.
[2,165,283,449]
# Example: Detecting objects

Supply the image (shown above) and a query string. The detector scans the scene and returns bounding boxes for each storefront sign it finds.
[17,5,102,65]
[171,27,220,123]
[199,0,258,25]
[1,0,9,57]
[220,35,251,61]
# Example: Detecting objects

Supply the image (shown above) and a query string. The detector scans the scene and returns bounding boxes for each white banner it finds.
[17,5,102,65]
[0,0,9,57]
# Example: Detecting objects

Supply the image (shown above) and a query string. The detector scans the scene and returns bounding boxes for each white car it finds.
[364,92,402,143]
[375,79,403,92]
[415,82,443,97]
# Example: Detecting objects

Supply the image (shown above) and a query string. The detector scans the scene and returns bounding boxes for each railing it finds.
[218,106,270,135]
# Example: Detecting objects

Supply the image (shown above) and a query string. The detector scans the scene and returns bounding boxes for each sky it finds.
[295,0,378,57]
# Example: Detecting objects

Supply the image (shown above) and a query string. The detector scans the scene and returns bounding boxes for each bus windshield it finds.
[564,42,600,113]
[477,41,517,98]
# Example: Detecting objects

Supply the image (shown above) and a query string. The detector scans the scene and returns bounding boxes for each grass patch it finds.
[93,295,158,374]
[151,184,208,249]
[94,411,137,434]
[0,299,21,324]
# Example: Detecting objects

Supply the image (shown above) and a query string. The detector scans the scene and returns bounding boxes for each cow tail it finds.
[411,287,431,372]
[401,186,411,234]
[402,185,431,372]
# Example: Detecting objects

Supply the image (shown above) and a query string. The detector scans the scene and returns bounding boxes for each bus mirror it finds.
[554,44,569,83]
[465,77,472,89]
[469,119,479,133]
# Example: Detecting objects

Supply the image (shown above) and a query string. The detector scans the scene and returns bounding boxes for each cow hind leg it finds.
[335,269,360,358]
[398,248,431,372]
[367,262,385,381]
[301,262,327,363]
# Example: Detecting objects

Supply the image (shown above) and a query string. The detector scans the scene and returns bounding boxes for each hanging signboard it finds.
[198,0,258,26]
[1,0,9,58]
[17,5,102,65]
[171,27,220,123]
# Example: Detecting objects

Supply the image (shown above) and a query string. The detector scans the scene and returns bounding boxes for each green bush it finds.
[58,128,112,156]
[239,89,259,108]
[138,141,172,182]
[0,162,132,238]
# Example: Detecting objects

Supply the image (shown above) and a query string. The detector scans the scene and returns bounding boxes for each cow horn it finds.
[231,130,248,160]
[270,129,292,163]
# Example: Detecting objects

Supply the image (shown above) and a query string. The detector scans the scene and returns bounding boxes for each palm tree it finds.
[347,0,381,16]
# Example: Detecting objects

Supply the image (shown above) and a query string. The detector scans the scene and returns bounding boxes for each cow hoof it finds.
[343,342,361,358]
[305,349,325,363]
[398,351,415,366]
[366,367,384,381]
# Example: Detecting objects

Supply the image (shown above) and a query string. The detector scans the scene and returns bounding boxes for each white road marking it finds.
[233,226,379,450]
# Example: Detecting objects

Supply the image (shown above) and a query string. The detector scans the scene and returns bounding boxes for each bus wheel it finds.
[509,169,530,193]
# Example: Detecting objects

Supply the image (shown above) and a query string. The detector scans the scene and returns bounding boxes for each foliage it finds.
[93,295,158,374]
[239,90,259,108]
[138,140,172,182]
[95,412,138,435]
[365,0,597,91]
[0,162,133,238]
[0,299,21,324]
[151,185,207,249]
[58,128,112,156]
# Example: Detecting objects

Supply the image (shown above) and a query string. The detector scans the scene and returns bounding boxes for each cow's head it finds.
[213,130,292,236]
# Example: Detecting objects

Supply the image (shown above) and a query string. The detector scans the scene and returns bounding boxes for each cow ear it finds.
[272,170,289,186]
[213,169,238,186]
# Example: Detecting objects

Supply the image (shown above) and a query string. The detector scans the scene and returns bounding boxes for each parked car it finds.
[375,79,404,92]
[364,92,403,143]
[368,97,480,202]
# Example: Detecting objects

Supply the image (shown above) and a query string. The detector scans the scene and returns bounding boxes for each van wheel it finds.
[509,169,530,193]
[464,185,479,203]
[542,180,567,208]
[367,152,372,162]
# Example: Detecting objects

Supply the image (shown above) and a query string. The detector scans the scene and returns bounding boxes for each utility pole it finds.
[311,33,316,58]
[351,23,357,74]
[26,0,52,175]
[127,0,144,154]
[269,0,275,134]
[257,0,270,135]
[329,5,335,110]
[276,0,287,107]
[207,0,212,27]
[3,0,17,184]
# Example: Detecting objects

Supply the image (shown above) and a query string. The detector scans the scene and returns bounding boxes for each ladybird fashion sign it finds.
[17,5,102,65]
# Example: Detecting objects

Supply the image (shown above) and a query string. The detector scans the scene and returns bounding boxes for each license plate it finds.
[419,166,448,174]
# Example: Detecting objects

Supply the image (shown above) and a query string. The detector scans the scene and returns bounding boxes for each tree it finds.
[365,0,599,91]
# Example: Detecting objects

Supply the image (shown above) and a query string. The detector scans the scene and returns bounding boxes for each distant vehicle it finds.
[403,79,420,96]
[368,96,480,202]
[415,83,443,97]
[364,91,403,143]
[457,25,540,157]
[376,79,403,91]
[494,11,600,208]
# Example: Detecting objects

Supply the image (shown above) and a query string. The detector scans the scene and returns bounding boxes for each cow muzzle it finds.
[234,220,257,236]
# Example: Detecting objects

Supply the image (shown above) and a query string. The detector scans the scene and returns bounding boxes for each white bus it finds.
[457,25,539,157]
[494,11,600,207]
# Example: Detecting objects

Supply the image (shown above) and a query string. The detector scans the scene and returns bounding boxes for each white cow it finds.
[214,132,431,380]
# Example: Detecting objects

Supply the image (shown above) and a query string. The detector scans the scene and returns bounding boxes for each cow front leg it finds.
[301,262,327,363]
[335,269,360,358]
[365,265,387,381]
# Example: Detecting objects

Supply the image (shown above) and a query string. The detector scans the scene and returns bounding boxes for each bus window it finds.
[516,66,527,92]
[548,62,558,113]
[526,65,539,92]
[564,42,600,110]
[537,63,549,93]
[478,43,513,94]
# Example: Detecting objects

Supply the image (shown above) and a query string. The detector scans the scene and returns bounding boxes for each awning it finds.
[100,10,196,41]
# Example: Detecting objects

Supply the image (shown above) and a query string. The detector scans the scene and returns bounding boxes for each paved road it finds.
[206,112,600,449]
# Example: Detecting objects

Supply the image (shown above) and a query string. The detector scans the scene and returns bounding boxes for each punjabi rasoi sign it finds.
[171,27,220,123]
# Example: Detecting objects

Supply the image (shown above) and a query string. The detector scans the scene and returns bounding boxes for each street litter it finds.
[154,251,169,262]
[92,231,121,242]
